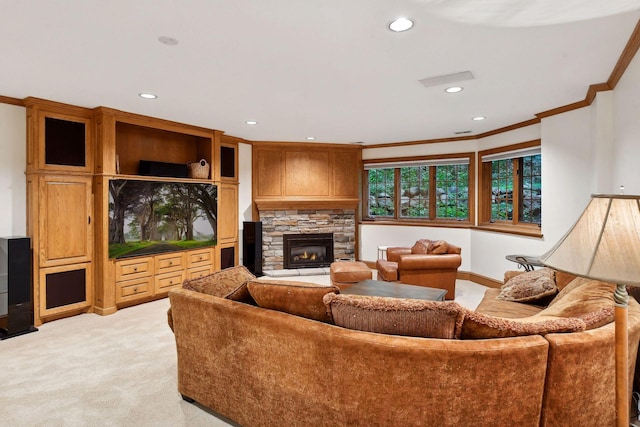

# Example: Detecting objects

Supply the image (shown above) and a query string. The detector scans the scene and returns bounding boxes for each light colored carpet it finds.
[0,276,487,427]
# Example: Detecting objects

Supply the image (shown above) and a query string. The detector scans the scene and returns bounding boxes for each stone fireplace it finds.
[259,209,355,271]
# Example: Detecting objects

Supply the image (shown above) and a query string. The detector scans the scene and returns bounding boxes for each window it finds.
[479,141,541,235]
[364,154,474,224]
[368,167,395,217]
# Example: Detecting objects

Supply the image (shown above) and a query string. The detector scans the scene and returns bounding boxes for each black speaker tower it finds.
[243,221,263,276]
[0,236,38,339]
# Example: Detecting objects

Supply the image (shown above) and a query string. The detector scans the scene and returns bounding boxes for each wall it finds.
[238,142,253,265]
[0,103,26,237]
[613,44,640,194]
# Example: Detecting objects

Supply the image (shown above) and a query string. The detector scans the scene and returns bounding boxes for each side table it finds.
[505,254,544,272]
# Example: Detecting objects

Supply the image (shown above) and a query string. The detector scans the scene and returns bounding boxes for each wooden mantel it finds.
[254,197,359,211]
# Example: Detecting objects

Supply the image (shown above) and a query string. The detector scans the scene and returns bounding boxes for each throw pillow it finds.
[427,240,449,255]
[323,293,466,339]
[411,239,431,254]
[246,280,339,323]
[182,265,256,300]
[498,267,557,303]
[460,311,586,339]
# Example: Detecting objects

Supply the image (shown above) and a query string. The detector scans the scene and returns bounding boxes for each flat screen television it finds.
[108,179,217,259]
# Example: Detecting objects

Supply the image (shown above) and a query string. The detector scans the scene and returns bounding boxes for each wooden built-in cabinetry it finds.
[252,142,361,212]
[25,98,239,324]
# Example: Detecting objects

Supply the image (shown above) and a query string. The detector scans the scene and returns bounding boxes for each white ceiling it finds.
[2,1,640,145]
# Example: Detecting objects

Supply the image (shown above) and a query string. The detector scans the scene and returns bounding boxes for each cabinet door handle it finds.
[133,267,138,271]
[88,216,91,224]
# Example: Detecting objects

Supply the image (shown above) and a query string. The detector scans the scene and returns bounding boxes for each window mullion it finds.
[512,158,520,225]
[394,168,401,220]
[429,165,436,220]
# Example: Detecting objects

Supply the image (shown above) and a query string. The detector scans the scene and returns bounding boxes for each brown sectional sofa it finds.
[169,267,640,427]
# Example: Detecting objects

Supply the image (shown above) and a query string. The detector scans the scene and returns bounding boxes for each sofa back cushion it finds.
[323,293,465,339]
[411,239,449,255]
[461,311,586,339]
[538,277,615,328]
[182,265,256,302]
[247,280,339,323]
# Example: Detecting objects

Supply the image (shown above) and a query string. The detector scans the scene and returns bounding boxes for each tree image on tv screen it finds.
[108,179,217,258]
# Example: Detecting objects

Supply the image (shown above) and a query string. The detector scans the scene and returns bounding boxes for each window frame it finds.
[363,152,475,227]
[477,140,542,237]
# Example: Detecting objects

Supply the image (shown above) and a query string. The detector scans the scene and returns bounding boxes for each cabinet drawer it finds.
[187,249,213,268]
[155,271,185,294]
[155,253,185,274]
[116,277,152,303]
[115,258,153,282]
[186,265,214,279]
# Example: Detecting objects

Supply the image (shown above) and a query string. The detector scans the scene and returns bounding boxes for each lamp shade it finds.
[539,194,640,286]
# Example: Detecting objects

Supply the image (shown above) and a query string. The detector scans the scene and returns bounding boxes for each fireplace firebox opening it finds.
[283,233,334,269]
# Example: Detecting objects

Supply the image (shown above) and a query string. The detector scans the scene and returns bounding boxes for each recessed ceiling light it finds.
[158,36,178,46]
[306,137,316,141]
[139,93,157,99]
[388,17,414,32]
[472,116,486,121]
[445,86,463,93]
[245,120,258,125]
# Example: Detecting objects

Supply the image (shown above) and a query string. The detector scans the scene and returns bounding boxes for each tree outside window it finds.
[400,166,429,217]
[435,164,469,220]
[365,156,472,223]
[479,142,541,234]
[368,167,395,217]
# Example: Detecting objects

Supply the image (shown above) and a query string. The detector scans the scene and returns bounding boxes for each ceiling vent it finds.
[419,71,474,88]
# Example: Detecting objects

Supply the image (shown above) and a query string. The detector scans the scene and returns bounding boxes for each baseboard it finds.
[468,272,502,288]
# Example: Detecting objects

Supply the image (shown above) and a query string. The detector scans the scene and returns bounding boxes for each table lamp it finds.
[539,194,640,426]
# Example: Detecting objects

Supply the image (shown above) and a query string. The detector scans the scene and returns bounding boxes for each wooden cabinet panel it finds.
[115,257,153,281]
[187,248,213,268]
[39,175,92,267]
[38,263,92,321]
[187,265,214,279]
[24,98,94,174]
[155,271,185,294]
[255,149,282,196]
[218,184,238,243]
[154,252,185,274]
[333,151,359,197]
[253,143,361,210]
[284,151,330,196]
[116,276,152,303]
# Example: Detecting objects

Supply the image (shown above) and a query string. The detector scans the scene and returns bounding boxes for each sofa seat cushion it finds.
[498,267,557,303]
[475,288,545,318]
[323,293,465,339]
[182,265,256,302]
[247,280,339,323]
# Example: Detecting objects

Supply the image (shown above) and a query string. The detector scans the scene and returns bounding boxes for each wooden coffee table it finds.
[342,279,447,301]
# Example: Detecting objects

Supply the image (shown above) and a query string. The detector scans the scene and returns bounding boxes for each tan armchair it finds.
[376,240,462,300]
